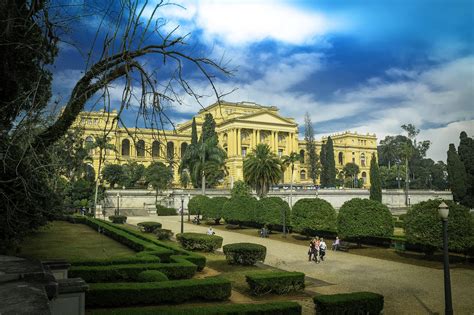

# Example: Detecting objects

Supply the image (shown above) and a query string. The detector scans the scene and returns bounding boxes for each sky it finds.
[51,0,474,162]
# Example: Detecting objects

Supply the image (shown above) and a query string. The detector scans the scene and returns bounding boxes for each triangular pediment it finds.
[236,110,297,126]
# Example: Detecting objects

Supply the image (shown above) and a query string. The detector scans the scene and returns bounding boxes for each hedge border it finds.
[313,292,384,315]
[246,271,305,296]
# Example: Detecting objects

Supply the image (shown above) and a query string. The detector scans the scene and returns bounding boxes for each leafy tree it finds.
[405,200,473,254]
[304,112,320,184]
[243,143,283,197]
[325,137,337,187]
[378,136,399,169]
[222,196,258,227]
[447,144,467,203]
[231,180,252,198]
[200,113,217,143]
[291,198,337,237]
[191,118,198,146]
[64,178,94,210]
[179,169,191,189]
[256,197,291,232]
[101,164,124,188]
[145,162,173,203]
[320,143,327,187]
[370,154,382,201]
[120,162,145,188]
[201,197,228,223]
[188,195,210,216]
[343,162,360,188]
[458,132,474,207]
[337,198,393,246]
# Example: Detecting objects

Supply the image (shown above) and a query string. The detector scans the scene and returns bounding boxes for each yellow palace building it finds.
[75,101,377,187]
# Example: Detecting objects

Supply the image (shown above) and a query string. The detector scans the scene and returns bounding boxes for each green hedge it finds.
[155,228,173,240]
[246,272,305,296]
[202,197,228,223]
[313,292,384,315]
[86,278,232,307]
[188,195,210,215]
[176,233,223,252]
[291,198,337,236]
[137,270,169,282]
[89,301,302,315]
[137,221,162,233]
[109,215,127,224]
[222,196,258,226]
[156,204,177,216]
[255,197,291,230]
[72,255,159,266]
[223,243,266,265]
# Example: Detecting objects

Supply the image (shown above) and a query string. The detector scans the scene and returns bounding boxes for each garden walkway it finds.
[127,216,474,315]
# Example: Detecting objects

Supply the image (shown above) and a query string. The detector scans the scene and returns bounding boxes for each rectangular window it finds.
[242,147,247,157]
[278,149,283,158]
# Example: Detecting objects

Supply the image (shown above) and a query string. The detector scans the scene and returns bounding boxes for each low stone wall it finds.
[103,188,452,216]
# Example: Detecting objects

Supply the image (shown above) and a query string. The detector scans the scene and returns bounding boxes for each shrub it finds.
[89,301,302,315]
[109,215,127,224]
[255,197,291,231]
[291,198,337,236]
[399,214,407,221]
[176,233,223,252]
[394,221,405,229]
[137,221,162,233]
[72,255,159,266]
[313,292,384,315]
[137,270,169,282]
[223,243,266,265]
[202,197,228,223]
[225,224,241,230]
[405,199,473,254]
[86,278,232,307]
[156,204,177,216]
[155,228,173,240]
[222,196,257,226]
[337,198,393,245]
[188,195,210,216]
[246,272,305,296]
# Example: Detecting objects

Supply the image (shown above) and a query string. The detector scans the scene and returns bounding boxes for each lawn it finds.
[19,221,135,261]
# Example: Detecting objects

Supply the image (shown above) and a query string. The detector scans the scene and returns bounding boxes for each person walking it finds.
[320,238,327,261]
[332,236,340,251]
[315,237,321,263]
[308,239,315,261]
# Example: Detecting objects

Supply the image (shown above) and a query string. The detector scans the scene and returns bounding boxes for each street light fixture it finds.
[180,194,185,234]
[116,193,120,216]
[438,201,453,315]
[187,193,191,222]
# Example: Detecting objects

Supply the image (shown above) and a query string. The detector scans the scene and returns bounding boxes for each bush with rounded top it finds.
[156,204,177,216]
[405,199,473,254]
[176,233,223,252]
[137,221,162,233]
[109,215,127,224]
[155,228,173,240]
[291,198,336,236]
[188,195,210,216]
[222,196,257,226]
[255,197,291,230]
[337,198,393,244]
[137,270,169,282]
[202,197,228,223]
[223,243,266,265]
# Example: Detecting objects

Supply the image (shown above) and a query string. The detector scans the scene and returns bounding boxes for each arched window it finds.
[223,133,228,146]
[122,139,130,156]
[299,149,305,163]
[361,171,367,184]
[300,170,306,180]
[85,136,94,154]
[338,152,344,165]
[136,140,145,157]
[360,153,366,167]
[181,142,188,158]
[84,164,95,182]
[167,141,174,160]
[152,141,160,158]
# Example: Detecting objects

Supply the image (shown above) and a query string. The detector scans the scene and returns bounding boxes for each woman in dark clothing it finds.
[308,239,316,261]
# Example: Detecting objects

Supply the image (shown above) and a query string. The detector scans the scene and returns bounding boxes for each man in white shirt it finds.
[207,227,215,235]
[319,238,327,261]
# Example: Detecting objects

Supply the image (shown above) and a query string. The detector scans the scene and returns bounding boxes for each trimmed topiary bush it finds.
[156,204,177,216]
[202,197,228,224]
[188,195,210,216]
[314,292,384,315]
[405,199,473,254]
[137,221,162,233]
[246,271,305,296]
[337,198,393,246]
[155,228,173,240]
[222,196,257,226]
[255,197,291,231]
[223,243,266,265]
[176,233,223,252]
[137,270,169,282]
[109,215,127,224]
[291,198,337,237]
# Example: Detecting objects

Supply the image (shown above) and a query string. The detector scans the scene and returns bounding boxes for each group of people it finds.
[307,237,327,263]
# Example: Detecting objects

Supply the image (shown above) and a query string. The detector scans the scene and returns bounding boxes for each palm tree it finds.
[282,152,301,207]
[343,162,360,188]
[243,144,283,198]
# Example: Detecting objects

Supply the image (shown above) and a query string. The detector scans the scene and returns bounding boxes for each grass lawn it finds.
[19,221,135,261]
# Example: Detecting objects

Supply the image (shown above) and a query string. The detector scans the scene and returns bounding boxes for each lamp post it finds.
[116,193,120,216]
[187,193,191,222]
[180,194,185,234]
[438,201,453,315]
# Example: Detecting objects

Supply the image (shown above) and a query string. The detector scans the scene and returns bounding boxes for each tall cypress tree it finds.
[326,136,337,187]
[458,131,474,207]
[447,143,467,203]
[304,113,320,184]
[320,143,327,187]
[200,113,217,143]
[370,153,382,202]
[191,117,198,146]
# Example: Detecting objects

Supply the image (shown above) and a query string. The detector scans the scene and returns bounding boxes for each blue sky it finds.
[51,0,474,162]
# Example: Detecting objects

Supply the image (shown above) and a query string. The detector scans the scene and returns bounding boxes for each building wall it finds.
[74,101,378,187]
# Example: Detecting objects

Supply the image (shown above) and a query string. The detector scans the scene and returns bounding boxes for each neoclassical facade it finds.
[75,101,377,187]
